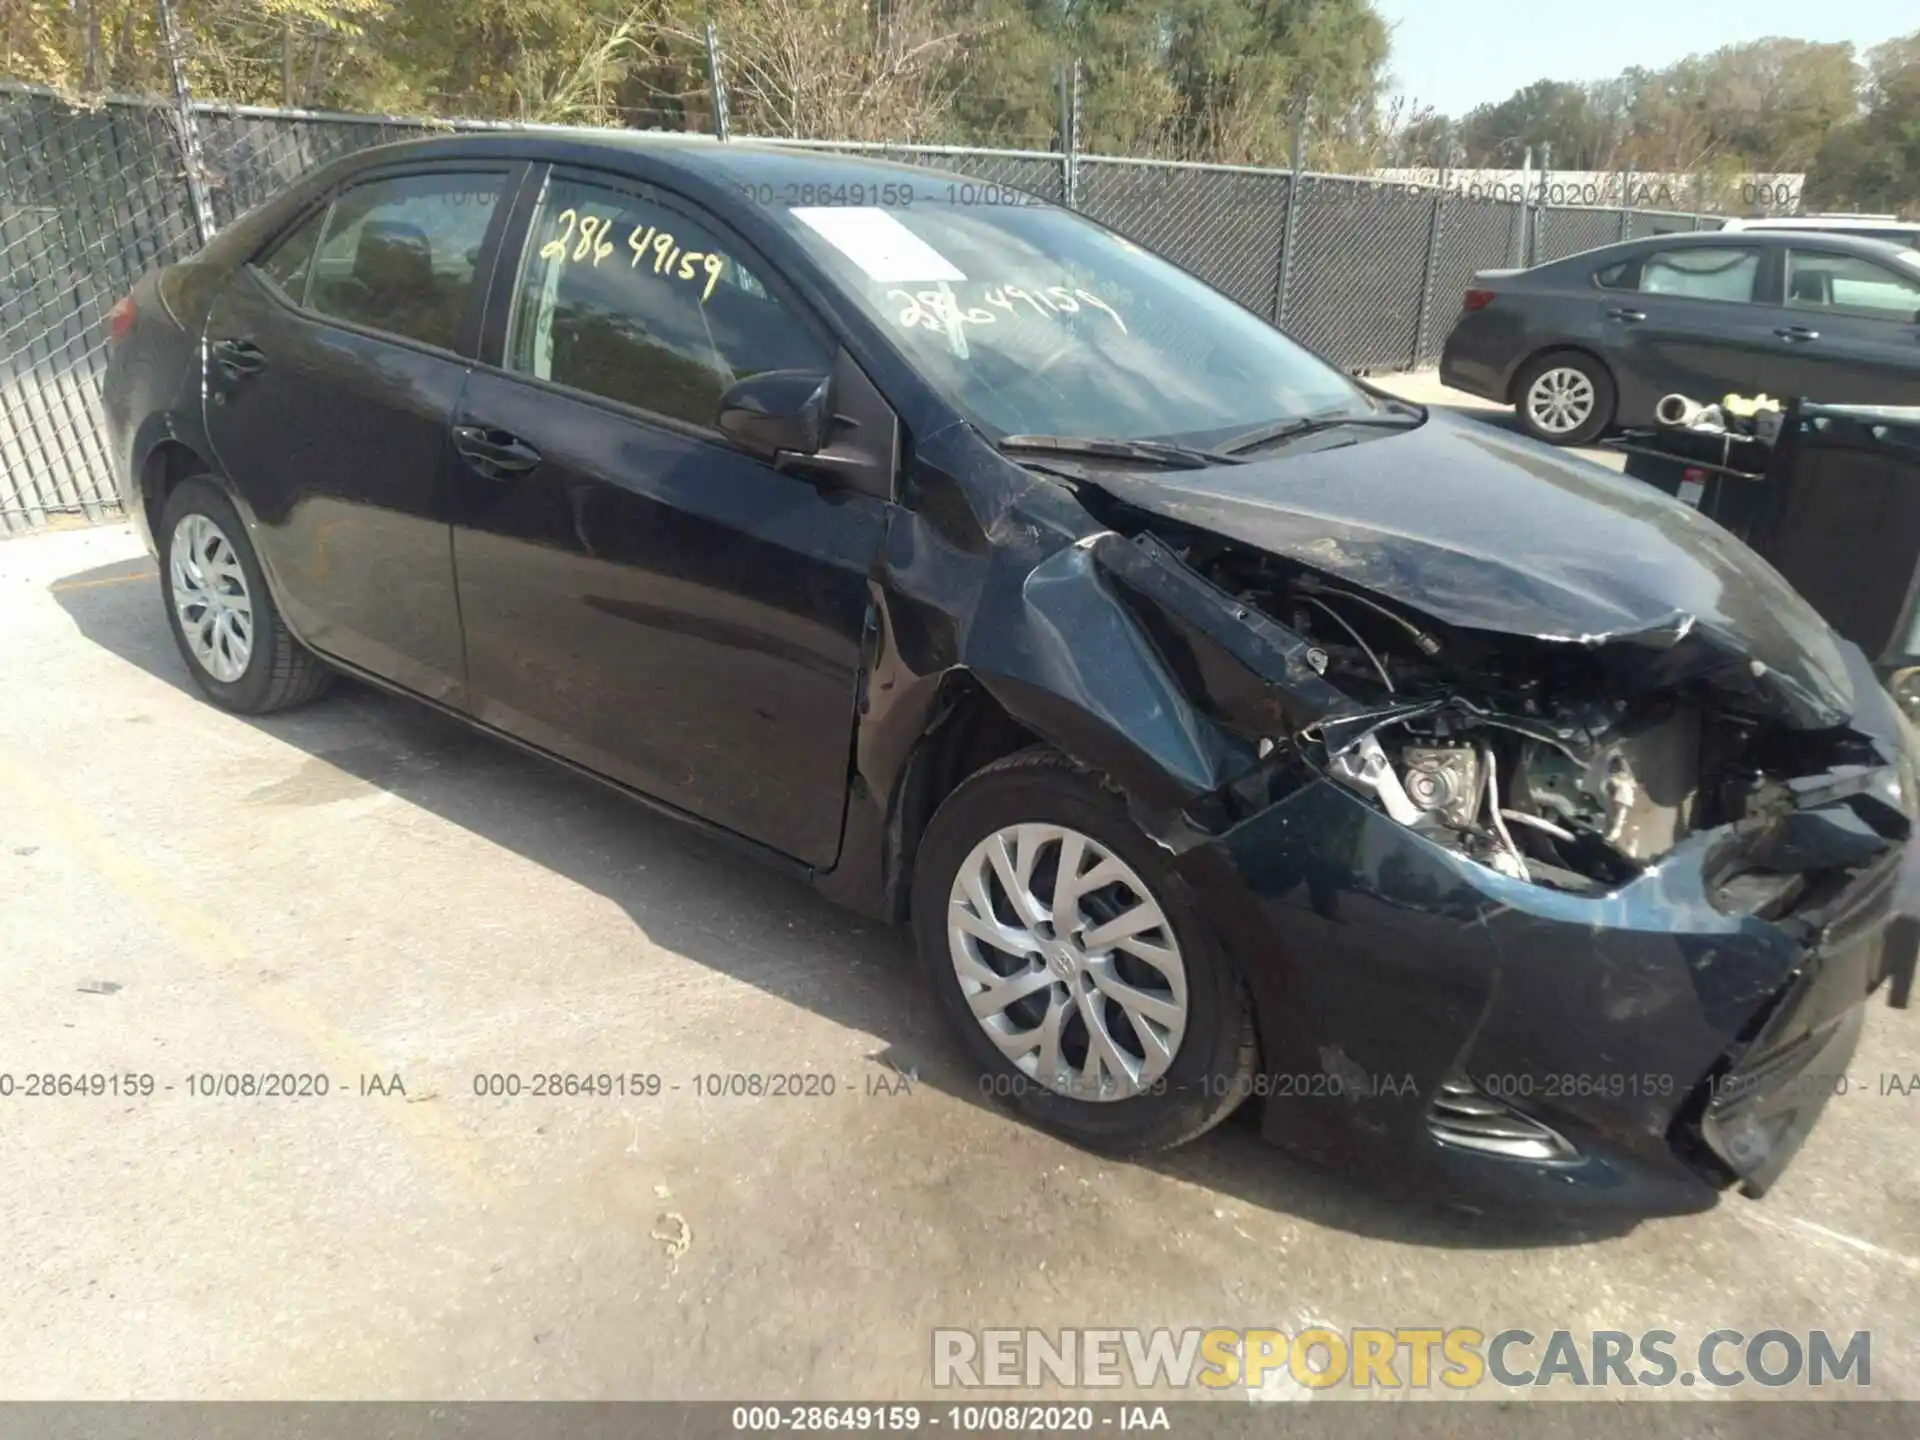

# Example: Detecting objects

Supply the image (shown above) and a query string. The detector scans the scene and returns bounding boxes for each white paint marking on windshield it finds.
[791,206,966,283]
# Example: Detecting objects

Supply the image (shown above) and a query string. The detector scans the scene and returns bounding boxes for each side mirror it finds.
[716,370,830,463]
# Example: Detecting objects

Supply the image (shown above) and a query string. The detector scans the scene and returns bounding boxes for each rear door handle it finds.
[1774,325,1820,342]
[210,337,266,376]
[1605,307,1646,322]
[452,424,542,477]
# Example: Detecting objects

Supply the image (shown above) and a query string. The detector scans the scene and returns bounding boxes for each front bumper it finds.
[1698,844,1919,1196]
[1172,662,1917,1216]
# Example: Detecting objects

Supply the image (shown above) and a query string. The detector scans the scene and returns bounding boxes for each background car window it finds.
[1785,251,1920,321]
[255,206,327,301]
[307,173,504,351]
[508,178,828,429]
[1637,246,1759,302]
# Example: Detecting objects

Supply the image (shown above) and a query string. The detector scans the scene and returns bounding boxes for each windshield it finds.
[770,192,1374,445]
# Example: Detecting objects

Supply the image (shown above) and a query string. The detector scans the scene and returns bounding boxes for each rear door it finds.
[1600,243,1776,413]
[448,166,892,866]
[1747,247,1920,406]
[200,163,518,703]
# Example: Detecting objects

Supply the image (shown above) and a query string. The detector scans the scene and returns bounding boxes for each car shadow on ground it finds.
[54,552,1645,1250]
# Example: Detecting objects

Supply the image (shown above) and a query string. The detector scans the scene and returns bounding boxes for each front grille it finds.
[1428,1072,1580,1163]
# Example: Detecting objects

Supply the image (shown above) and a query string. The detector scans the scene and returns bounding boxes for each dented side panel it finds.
[808,416,1915,1212]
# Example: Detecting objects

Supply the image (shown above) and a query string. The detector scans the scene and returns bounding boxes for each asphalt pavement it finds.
[2,405,1916,1407]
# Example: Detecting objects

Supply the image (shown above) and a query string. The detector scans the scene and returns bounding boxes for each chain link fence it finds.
[1,83,1728,534]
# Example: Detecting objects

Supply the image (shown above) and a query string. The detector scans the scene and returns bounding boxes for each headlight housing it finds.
[1891,701,1920,819]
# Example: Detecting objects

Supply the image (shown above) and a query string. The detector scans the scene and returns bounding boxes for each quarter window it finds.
[1636,247,1760,303]
[1785,251,1920,321]
[507,177,829,430]
[306,172,505,351]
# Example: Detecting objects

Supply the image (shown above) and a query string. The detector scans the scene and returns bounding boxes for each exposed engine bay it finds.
[1146,528,1904,900]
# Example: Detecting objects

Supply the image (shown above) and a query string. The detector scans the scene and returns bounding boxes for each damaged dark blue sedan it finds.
[101,132,1919,1216]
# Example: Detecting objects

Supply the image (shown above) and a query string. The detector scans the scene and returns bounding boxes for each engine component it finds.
[1515,743,1587,826]
[1512,710,1700,863]
[1590,710,1700,860]
[1329,734,1422,825]
[1400,747,1484,830]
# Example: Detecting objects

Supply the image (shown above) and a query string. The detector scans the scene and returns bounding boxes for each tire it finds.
[911,747,1257,1154]
[1513,350,1615,446]
[158,476,333,714]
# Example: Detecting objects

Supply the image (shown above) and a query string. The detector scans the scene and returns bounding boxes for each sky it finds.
[1374,0,1916,117]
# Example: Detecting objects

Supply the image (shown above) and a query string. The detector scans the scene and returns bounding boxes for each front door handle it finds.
[1774,325,1820,343]
[1605,307,1647,322]
[452,424,542,477]
[210,337,266,377]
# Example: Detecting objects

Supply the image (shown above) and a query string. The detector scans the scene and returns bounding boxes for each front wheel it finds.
[1514,350,1615,446]
[911,748,1257,1154]
[159,477,333,714]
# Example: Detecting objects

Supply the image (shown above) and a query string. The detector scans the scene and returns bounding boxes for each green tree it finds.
[1806,32,1920,217]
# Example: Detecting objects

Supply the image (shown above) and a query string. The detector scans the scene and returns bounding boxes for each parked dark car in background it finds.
[103,132,1917,1216]
[1441,229,1920,445]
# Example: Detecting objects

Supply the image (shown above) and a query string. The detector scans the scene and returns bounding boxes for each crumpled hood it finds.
[1079,411,1857,729]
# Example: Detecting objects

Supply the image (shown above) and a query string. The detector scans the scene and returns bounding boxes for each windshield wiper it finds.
[1222,403,1425,456]
[998,434,1245,469]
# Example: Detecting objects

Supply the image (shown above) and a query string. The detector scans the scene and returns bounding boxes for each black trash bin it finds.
[1740,403,1920,708]
[1605,403,1920,711]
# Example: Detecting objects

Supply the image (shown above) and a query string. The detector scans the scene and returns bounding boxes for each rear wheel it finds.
[911,748,1256,1154]
[159,477,332,714]
[1514,350,1614,446]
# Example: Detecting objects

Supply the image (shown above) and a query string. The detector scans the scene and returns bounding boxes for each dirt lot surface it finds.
[3,508,1917,1405]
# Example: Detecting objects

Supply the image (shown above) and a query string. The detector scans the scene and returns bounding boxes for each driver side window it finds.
[506,176,829,429]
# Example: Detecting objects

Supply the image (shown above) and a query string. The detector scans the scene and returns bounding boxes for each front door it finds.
[200,165,514,702]
[1749,247,1920,407]
[450,169,890,866]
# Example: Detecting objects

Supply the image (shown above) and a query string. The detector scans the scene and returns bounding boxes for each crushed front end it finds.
[1080,514,1919,1214]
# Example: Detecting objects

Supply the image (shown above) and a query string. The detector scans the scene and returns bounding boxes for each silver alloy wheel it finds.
[1524,365,1596,435]
[947,822,1189,1102]
[168,512,254,683]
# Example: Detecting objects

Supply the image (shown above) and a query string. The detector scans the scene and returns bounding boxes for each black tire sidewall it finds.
[911,756,1247,1152]
[157,477,284,712]
[1516,351,1615,446]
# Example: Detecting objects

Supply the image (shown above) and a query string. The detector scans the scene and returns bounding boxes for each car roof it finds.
[1539,227,1920,270]
[306,128,1001,196]
[1721,215,1912,230]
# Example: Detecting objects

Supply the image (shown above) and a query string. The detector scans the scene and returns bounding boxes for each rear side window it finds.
[1636,247,1760,303]
[1786,250,1920,321]
[506,175,830,429]
[307,172,505,351]
[255,206,326,302]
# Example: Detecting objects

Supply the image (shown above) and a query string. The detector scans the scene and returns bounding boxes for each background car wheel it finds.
[911,747,1257,1154]
[159,477,332,714]
[1513,351,1615,446]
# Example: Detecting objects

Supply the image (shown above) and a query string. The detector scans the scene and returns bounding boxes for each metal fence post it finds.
[1533,142,1552,265]
[1411,189,1445,369]
[1509,145,1530,267]
[1057,60,1082,209]
[704,21,731,141]
[1274,104,1304,325]
[155,0,215,244]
